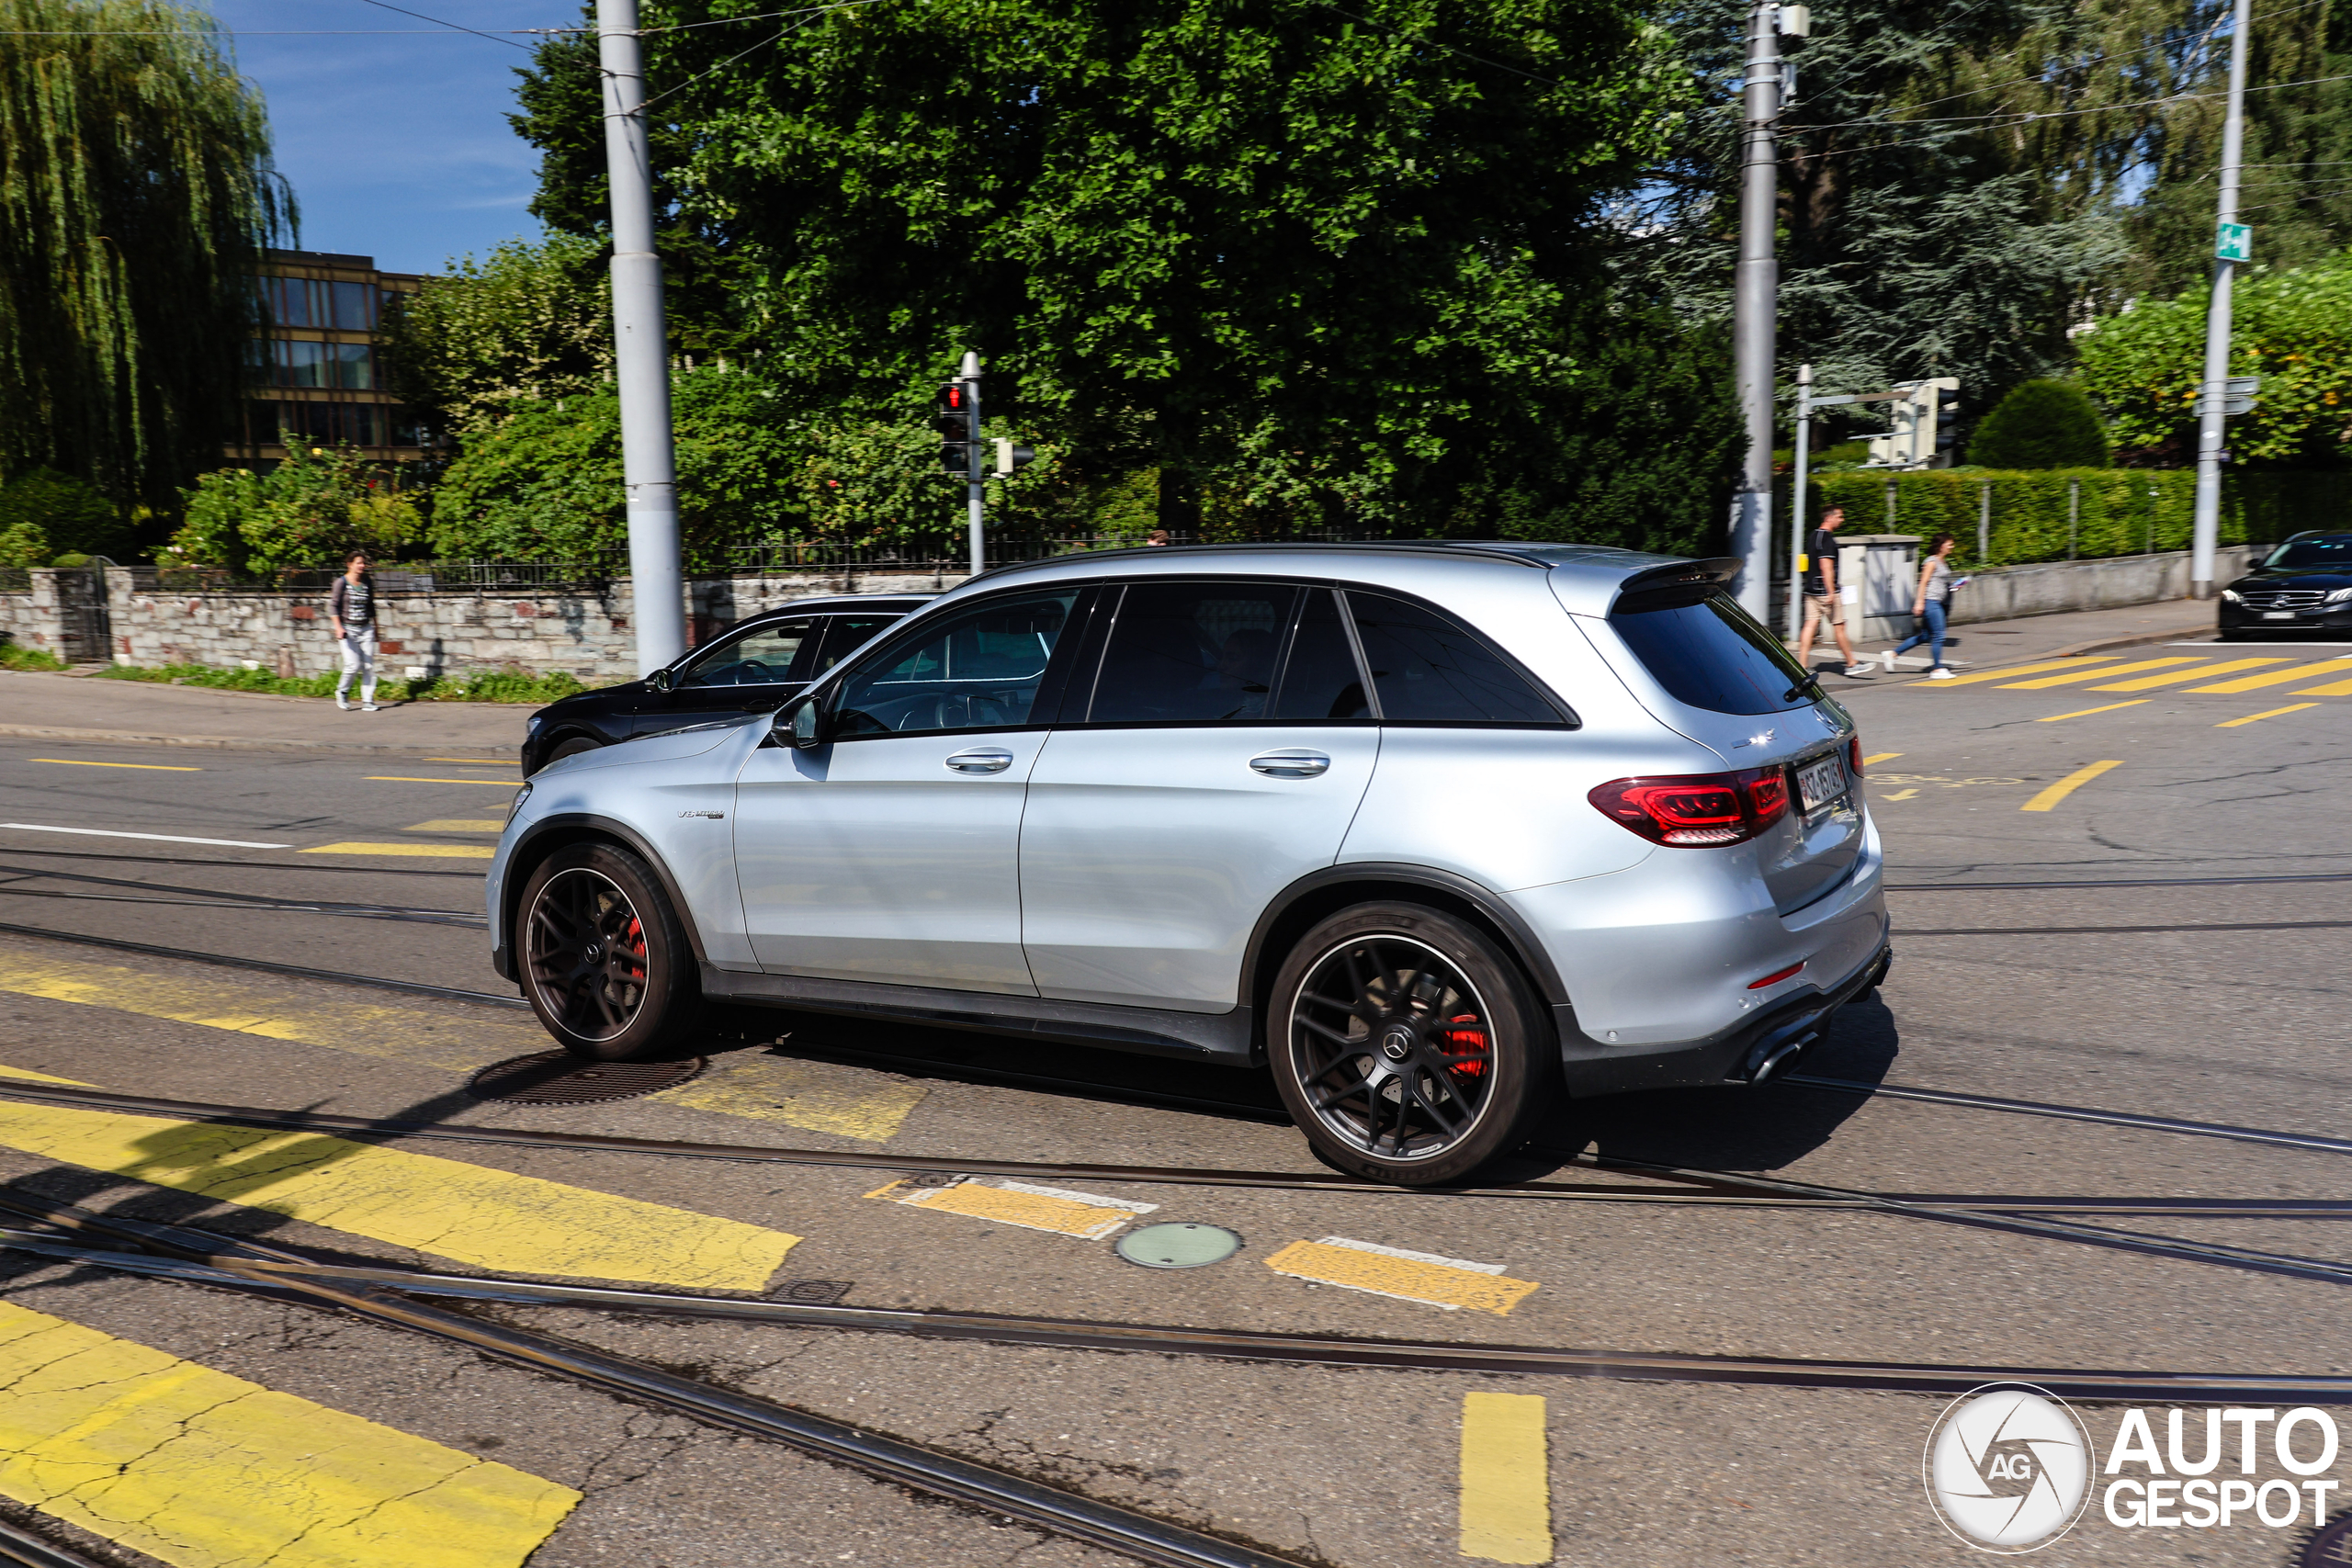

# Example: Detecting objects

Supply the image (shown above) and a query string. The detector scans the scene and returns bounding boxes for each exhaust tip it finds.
[1745,1034,1815,1087]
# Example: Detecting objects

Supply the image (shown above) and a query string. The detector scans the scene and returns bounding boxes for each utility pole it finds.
[1732,4,1806,622]
[1786,364,1812,641]
[962,352,985,579]
[598,0,686,674]
[2190,0,2254,601]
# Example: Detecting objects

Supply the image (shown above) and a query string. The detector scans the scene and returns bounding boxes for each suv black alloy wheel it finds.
[518,841,703,1061]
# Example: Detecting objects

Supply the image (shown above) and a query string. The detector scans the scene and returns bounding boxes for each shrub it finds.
[0,468,124,560]
[1967,381,2109,468]
[170,443,421,578]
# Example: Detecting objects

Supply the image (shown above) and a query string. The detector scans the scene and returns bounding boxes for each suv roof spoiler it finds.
[1614,557,1743,603]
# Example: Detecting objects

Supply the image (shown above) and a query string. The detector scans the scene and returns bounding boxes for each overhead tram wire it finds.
[348,0,533,50]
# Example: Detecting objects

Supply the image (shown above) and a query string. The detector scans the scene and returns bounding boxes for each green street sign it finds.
[2216,221,2252,263]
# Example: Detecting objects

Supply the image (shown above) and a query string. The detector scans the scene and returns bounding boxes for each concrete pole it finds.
[599,0,686,674]
[1786,364,1811,642]
[2190,0,2253,600]
[963,351,984,579]
[1730,0,1782,623]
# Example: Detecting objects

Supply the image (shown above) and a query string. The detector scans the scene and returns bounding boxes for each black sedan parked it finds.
[2218,532,2352,640]
[520,594,931,774]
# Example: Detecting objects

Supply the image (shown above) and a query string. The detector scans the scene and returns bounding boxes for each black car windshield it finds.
[2256,535,2352,570]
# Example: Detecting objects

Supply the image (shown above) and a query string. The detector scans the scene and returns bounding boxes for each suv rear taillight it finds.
[1848,734,1863,778]
[1589,768,1791,847]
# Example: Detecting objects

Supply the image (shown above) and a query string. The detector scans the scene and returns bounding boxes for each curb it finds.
[0,724,511,758]
[2043,621,2214,660]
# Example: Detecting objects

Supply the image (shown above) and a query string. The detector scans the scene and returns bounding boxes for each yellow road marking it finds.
[0,1097,800,1287]
[300,840,495,858]
[1264,1237,1539,1315]
[406,818,509,832]
[0,1300,581,1568]
[0,950,928,1140]
[363,776,524,786]
[1919,658,2118,687]
[1860,752,1902,764]
[1881,788,1918,801]
[1996,657,2207,689]
[2021,760,2123,812]
[2186,656,2352,694]
[2086,658,2290,691]
[423,758,518,766]
[866,1176,1156,1238]
[2292,674,2352,695]
[2036,699,2149,723]
[2217,703,2320,728]
[0,1062,87,1084]
[28,758,201,772]
[1459,1393,1551,1563]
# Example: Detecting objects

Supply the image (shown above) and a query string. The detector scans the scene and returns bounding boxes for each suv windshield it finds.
[1611,590,1815,716]
[2256,535,2352,570]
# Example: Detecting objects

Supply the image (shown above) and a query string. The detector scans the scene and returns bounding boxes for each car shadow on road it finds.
[1509,990,1905,1177]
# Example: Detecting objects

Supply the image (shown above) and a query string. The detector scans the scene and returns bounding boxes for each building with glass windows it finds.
[234,250,428,467]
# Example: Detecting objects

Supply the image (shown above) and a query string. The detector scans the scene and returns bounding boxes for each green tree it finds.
[379,234,613,436]
[2075,249,2352,468]
[1967,381,2110,468]
[514,0,1700,537]
[168,442,420,579]
[0,0,292,507]
[0,467,125,559]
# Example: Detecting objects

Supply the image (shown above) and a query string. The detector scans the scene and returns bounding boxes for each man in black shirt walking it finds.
[1794,506,1866,677]
[328,551,379,711]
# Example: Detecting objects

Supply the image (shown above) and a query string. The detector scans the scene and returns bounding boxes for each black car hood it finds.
[2233,568,2352,589]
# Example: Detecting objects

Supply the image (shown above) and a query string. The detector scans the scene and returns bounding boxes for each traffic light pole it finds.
[1731,0,1785,626]
[2189,0,2253,601]
[598,0,686,674]
[962,351,984,579]
[1787,364,1812,641]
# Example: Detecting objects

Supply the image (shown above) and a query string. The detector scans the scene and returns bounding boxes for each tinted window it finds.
[1271,589,1371,720]
[1611,591,1812,716]
[2259,534,2352,570]
[833,592,1077,736]
[1088,582,1295,722]
[1347,592,1561,724]
[812,614,900,674]
[678,618,819,688]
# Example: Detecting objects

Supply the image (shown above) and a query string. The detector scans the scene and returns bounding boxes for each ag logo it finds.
[1924,1384,2092,1552]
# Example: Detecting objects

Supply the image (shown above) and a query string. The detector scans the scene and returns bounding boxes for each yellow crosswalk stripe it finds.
[866,1175,1156,1238]
[2086,658,2290,691]
[2293,673,2352,695]
[0,948,929,1140]
[1918,658,2118,687]
[2021,760,2122,811]
[2186,656,2352,693]
[1459,1393,1551,1563]
[364,776,525,786]
[1996,657,2206,689]
[1264,1236,1540,1314]
[0,1301,581,1568]
[1860,752,1902,764]
[301,840,496,858]
[406,818,510,832]
[0,1090,801,1287]
[2218,704,2319,728]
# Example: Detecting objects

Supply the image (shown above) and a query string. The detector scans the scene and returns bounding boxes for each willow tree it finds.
[0,0,290,509]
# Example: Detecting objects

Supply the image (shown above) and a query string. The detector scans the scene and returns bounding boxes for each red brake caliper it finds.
[1443,1014,1488,1077]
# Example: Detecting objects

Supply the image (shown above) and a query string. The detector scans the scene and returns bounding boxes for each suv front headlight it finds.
[2326,586,2352,604]
[2221,589,2244,604]
[507,782,532,823]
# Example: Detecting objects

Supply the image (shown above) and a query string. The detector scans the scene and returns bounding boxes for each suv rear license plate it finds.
[1796,755,1846,811]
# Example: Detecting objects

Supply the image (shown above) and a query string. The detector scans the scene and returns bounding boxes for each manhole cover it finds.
[467,1051,705,1106]
[1114,1223,1243,1270]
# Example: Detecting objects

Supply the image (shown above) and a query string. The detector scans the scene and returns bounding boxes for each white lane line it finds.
[0,823,291,849]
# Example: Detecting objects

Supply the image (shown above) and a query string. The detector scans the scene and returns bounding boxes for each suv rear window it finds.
[1611,591,1815,716]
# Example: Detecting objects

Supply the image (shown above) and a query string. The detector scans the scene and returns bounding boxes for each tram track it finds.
[0,862,483,928]
[0,1514,107,1568]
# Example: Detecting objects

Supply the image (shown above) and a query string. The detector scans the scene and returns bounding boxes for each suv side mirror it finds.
[645,666,673,693]
[776,693,827,750]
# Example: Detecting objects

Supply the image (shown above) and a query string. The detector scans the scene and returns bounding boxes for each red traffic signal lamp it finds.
[934,381,975,477]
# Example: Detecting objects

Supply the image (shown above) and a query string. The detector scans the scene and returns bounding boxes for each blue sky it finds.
[206,0,572,276]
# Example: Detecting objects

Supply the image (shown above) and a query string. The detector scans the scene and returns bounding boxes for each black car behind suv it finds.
[2220,532,2352,640]
[521,594,931,774]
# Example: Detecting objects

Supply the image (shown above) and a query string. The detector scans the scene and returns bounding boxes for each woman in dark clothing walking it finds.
[328,551,379,711]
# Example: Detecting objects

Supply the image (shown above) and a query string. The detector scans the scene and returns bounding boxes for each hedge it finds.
[1798,469,2351,570]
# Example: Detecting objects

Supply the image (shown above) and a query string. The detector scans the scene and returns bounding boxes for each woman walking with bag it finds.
[329,550,379,711]
[1884,534,1961,679]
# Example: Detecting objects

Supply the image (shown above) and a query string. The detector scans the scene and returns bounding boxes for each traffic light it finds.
[1864,378,1960,470]
[993,439,1035,477]
[933,381,975,478]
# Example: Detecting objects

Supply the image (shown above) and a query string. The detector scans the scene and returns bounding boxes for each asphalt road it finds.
[0,634,2347,1568]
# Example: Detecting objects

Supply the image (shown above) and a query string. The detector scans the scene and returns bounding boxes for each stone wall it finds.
[0,569,964,683]
[1945,545,2260,626]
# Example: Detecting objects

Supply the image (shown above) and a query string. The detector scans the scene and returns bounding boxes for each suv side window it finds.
[832,591,1080,738]
[1087,581,1297,723]
[1345,591,1565,724]
[675,617,820,688]
[1269,588,1372,720]
[812,613,902,675]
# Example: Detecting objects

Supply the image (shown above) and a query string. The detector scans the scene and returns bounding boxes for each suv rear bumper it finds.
[1550,935,1890,1098]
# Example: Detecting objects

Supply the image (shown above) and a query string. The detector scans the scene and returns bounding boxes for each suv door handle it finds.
[944,748,1015,774]
[1250,750,1330,778]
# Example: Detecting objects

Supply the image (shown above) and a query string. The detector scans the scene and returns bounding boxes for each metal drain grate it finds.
[467,1050,706,1106]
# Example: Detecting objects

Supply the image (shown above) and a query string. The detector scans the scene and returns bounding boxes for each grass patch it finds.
[93,660,602,704]
[0,639,68,672]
